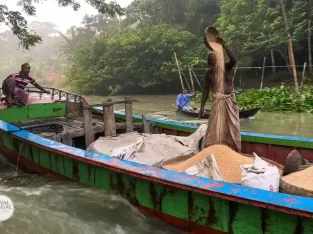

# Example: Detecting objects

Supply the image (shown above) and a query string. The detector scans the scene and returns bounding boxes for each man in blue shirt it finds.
[176,89,197,112]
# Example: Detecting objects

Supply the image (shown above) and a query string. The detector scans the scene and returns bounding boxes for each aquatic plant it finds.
[194,85,313,113]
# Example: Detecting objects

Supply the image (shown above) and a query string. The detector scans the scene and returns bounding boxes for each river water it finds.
[1,94,312,233]
[87,94,313,138]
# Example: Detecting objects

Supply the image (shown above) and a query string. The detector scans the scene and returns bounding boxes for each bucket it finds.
[203,26,222,50]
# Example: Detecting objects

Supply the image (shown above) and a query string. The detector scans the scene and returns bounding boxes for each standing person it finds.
[176,89,197,112]
[1,63,50,107]
[198,36,241,152]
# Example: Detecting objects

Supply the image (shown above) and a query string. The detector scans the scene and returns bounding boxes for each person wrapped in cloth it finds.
[1,63,50,107]
[198,35,241,152]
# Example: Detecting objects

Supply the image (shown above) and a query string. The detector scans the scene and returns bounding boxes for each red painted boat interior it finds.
[154,127,312,166]
[0,94,54,109]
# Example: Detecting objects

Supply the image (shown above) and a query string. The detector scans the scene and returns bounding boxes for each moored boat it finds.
[178,106,263,119]
[0,87,313,233]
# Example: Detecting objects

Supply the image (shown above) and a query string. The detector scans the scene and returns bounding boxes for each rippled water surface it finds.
[87,94,313,138]
[0,172,182,234]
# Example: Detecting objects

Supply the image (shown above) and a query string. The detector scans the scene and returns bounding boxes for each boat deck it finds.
[12,115,145,147]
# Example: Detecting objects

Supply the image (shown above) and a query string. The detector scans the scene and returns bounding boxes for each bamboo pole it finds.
[181,72,192,91]
[271,50,276,74]
[191,69,203,90]
[189,69,195,93]
[174,52,184,89]
[260,57,266,90]
[309,19,312,74]
[300,62,307,96]
[287,34,299,93]
[232,66,238,81]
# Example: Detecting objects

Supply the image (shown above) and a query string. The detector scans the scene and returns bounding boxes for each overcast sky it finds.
[1,0,133,33]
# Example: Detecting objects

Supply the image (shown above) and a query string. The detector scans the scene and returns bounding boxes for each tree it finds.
[216,0,310,68]
[65,24,206,94]
[0,0,123,50]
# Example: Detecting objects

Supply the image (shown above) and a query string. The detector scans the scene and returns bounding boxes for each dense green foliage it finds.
[194,85,313,113]
[61,0,313,95]
[1,0,123,49]
[65,24,205,93]
[2,0,313,98]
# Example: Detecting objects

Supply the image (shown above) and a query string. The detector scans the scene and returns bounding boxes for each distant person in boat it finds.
[198,35,241,152]
[176,89,198,112]
[1,63,50,107]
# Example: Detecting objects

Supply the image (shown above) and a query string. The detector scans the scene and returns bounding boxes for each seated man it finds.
[176,89,197,112]
[2,63,50,107]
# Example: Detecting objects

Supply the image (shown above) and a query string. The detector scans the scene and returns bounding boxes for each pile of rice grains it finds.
[282,167,313,191]
[163,144,253,184]
[280,150,313,194]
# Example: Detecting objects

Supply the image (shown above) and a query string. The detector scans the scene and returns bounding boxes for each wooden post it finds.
[142,115,152,133]
[288,34,299,93]
[62,132,73,146]
[271,50,276,74]
[189,69,195,93]
[232,66,238,81]
[300,62,307,96]
[51,88,55,100]
[103,101,116,136]
[83,106,94,147]
[182,72,192,91]
[309,19,312,74]
[174,52,184,89]
[260,57,266,90]
[191,69,203,90]
[125,97,133,133]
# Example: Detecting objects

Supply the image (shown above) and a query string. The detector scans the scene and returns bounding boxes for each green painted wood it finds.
[0,103,66,123]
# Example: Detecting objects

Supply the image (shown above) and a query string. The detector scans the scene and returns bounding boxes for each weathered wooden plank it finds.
[125,97,133,133]
[103,103,116,136]
[61,132,73,146]
[51,134,61,142]
[64,122,143,138]
[142,115,152,133]
[66,102,83,118]
[83,107,94,147]
[83,99,139,108]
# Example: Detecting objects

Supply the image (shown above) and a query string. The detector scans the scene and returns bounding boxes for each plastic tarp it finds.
[87,124,207,167]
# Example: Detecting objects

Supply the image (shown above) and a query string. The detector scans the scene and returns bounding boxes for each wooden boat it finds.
[179,106,263,119]
[0,87,313,234]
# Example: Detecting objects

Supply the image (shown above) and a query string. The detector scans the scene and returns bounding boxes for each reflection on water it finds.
[87,95,313,138]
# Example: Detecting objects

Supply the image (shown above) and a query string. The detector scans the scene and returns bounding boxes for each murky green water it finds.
[87,94,313,138]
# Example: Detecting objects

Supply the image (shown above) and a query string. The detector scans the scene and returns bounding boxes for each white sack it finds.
[185,153,224,181]
[241,153,280,192]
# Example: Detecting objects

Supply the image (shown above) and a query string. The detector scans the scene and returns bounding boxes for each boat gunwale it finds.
[0,120,312,219]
